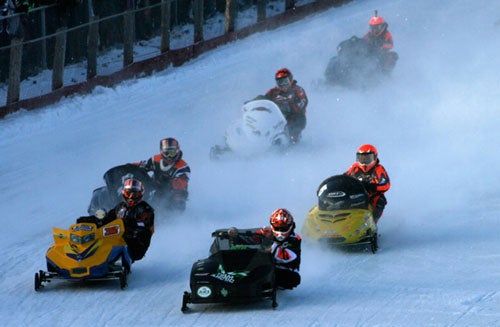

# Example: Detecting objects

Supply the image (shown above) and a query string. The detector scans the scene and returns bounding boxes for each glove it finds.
[95,209,107,219]
[274,94,292,103]
[363,182,377,193]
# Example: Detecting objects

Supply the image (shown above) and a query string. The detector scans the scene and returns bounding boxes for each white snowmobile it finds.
[210,99,290,160]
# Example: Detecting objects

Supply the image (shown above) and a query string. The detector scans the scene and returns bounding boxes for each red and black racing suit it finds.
[134,153,190,211]
[363,25,398,72]
[345,159,390,223]
[265,81,308,142]
[106,200,155,262]
[256,227,301,289]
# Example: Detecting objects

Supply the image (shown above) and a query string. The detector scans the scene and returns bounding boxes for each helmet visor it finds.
[123,190,141,200]
[276,76,291,87]
[356,152,375,165]
[162,148,178,158]
[371,24,384,35]
[273,225,291,232]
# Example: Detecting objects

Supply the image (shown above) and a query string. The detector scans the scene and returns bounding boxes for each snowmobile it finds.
[34,218,132,291]
[210,99,290,160]
[324,36,396,88]
[182,227,277,312]
[87,164,156,215]
[87,164,177,215]
[301,174,378,253]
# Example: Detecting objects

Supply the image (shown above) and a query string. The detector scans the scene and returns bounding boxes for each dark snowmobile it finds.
[87,164,156,215]
[324,36,396,88]
[182,227,277,312]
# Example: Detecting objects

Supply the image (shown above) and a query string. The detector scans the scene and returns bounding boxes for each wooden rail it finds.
[0,0,351,119]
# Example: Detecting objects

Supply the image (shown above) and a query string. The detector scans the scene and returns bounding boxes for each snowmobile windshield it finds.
[317,175,370,210]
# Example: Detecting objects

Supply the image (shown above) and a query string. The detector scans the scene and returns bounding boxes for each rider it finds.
[133,137,190,212]
[78,178,155,262]
[363,13,398,73]
[344,144,390,223]
[264,68,308,144]
[256,208,301,290]
[107,178,155,261]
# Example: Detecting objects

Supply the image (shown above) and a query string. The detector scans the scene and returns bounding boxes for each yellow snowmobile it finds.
[34,217,132,290]
[301,174,378,253]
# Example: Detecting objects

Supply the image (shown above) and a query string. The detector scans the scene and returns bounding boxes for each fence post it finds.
[160,0,171,53]
[40,7,47,69]
[225,0,237,33]
[257,0,266,22]
[123,11,135,67]
[52,27,67,91]
[193,0,204,43]
[87,16,99,79]
[6,37,23,105]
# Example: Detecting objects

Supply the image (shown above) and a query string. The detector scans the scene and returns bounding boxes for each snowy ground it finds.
[1,0,500,326]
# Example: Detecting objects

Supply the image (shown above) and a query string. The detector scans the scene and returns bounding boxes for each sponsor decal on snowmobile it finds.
[103,225,121,237]
[72,225,94,232]
[211,264,249,284]
[212,272,235,283]
[327,191,346,198]
[197,286,212,298]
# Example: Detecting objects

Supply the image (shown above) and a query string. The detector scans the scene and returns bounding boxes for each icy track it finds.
[1,0,499,326]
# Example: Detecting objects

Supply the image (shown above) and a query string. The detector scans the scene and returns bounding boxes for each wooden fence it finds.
[0,0,351,118]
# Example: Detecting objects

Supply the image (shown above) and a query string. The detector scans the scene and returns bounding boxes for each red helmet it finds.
[369,16,386,36]
[160,138,181,166]
[275,68,293,89]
[270,208,294,241]
[122,178,144,206]
[356,144,378,173]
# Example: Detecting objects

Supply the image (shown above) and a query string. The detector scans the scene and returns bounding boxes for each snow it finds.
[1,0,500,326]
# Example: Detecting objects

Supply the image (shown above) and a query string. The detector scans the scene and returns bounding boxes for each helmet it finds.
[160,138,181,166]
[122,178,144,206]
[356,144,378,173]
[275,68,293,89]
[369,16,386,37]
[269,208,294,241]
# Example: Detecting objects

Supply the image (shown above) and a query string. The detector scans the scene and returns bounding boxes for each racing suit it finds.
[265,81,308,143]
[363,26,398,72]
[345,159,390,223]
[256,227,301,289]
[134,153,190,211]
[107,200,155,261]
